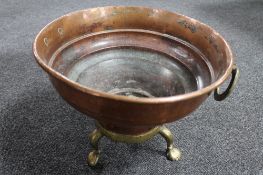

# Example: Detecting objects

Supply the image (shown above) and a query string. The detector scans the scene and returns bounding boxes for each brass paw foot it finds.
[87,150,100,166]
[87,128,104,166]
[159,126,181,161]
[167,146,181,161]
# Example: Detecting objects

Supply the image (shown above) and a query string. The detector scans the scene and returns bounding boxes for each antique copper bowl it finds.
[33,6,239,166]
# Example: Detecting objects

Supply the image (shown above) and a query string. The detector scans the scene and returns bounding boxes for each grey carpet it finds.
[1,0,263,174]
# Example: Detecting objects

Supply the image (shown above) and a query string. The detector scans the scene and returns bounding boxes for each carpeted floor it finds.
[1,0,263,174]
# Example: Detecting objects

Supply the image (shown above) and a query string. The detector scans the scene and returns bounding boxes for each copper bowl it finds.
[33,6,238,139]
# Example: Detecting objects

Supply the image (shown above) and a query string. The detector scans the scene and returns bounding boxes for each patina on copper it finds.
[33,6,239,165]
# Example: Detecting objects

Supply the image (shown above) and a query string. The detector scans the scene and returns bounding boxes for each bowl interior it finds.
[49,30,212,97]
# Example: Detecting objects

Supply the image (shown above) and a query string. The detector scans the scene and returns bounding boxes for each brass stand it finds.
[87,123,181,166]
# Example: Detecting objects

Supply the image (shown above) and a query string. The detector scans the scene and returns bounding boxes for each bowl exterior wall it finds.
[50,75,208,134]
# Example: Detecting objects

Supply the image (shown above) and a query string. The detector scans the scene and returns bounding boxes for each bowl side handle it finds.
[214,64,240,101]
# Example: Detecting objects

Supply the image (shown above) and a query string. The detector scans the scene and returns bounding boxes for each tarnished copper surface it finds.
[33,6,237,135]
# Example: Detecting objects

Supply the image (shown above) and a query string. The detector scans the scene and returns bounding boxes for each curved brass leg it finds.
[87,129,104,166]
[159,126,181,161]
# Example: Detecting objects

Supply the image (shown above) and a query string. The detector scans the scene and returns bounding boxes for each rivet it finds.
[58,28,64,35]
[44,38,49,46]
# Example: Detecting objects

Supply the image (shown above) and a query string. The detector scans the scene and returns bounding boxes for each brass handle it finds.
[214,64,239,101]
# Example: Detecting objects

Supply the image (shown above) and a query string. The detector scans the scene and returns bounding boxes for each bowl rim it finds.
[33,6,234,104]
